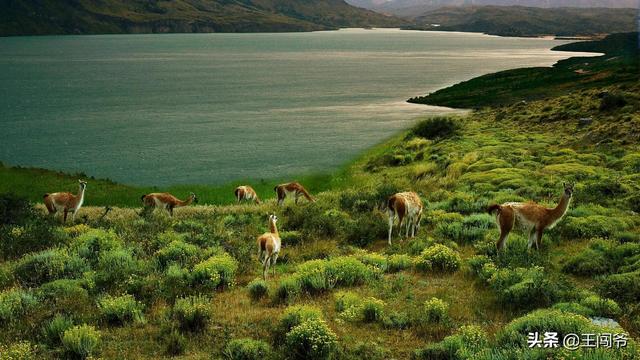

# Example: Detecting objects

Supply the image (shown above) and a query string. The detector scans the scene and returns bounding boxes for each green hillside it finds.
[1,32,639,359]
[409,32,640,109]
[0,0,403,36]
[406,5,638,37]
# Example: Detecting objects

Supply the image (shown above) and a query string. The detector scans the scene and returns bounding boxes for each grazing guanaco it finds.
[488,183,574,251]
[257,214,281,280]
[140,192,198,217]
[387,191,423,245]
[234,185,261,204]
[43,180,87,223]
[274,182,315,206]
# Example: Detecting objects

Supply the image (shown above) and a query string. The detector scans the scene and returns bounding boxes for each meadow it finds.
[0,34,639,360]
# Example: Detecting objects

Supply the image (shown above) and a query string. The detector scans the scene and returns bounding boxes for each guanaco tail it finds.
[234,185,261,204]
[43,179,87,223]
[257,214,281,280]
[140,192,198,217]
[274,182,315,206]
[488,183,574,251]
[387,191,423,245]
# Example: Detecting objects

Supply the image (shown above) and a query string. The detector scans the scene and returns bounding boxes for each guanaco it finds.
[140,192,198,217]
[274,182,315,206]
[257,214,281,280]
[488,183,574,251]
[387,191,423,245]
[43,180,87,223]
[234,185,261,204]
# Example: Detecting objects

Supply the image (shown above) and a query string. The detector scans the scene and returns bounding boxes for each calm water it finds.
[0,29,591,186]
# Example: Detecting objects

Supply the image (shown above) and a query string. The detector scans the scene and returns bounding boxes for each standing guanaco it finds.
[140,192,197,217]
[274,182,315,206]
[387,191,423,245]
[257,214,281,280]
[488,183,574,250]
[234,185,261,204]
[43,180,87,223]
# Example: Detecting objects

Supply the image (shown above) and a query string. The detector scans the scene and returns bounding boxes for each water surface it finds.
[0,29,592,186]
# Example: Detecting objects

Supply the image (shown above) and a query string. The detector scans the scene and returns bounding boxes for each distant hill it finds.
[407,6,638,37]
[408,32,640,108]
[347,0,640,17]
[0,0,404,37]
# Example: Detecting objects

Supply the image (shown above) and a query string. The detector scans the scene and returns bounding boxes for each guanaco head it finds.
[190,192,198,204]
[269,214,278,224]
[78,179,87,190]
[563,183,574,198]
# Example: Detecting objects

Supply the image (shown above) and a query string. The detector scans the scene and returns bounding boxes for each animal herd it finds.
[42,180,574,279]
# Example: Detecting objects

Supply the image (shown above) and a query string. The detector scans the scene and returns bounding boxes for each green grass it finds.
[0,162,347,207]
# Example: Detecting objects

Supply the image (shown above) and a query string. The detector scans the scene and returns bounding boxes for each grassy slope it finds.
[1,33,640,359]
[405,5,638,37]
[0,162,348,208]
[409,32,640,109]
[0,0,403,36]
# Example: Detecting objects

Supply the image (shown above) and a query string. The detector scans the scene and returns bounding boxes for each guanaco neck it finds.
[77,184,86,203]
[178,195,194,207]
[549,193,571,221]
[269,219,279,237]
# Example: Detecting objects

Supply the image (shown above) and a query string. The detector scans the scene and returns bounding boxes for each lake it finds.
[0,29,593,186]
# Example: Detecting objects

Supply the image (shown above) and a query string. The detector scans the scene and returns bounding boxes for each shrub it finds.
[414,244,461,273]
[422,297,449,323]
[334,291,385,323]
[558,216,625,239]
[388,254,413,272]
[580,295,621,318]
[192,252,238,289]
[345,214,387,247]
[224,338,272,360]
[38,279,91,313]
[414,325,488,360]
[285,319,338,360]
[278,305,323,336]
[14,248,87,287]
[274,276,302,302]
[357,252,388,272]
[164,328,186,356]
[562,248,609,276]
[361,297,386,323]
[43,314,74,345]
[280,231,303,246]
[411,117,460,140]
[72,229,122,263]
[497,309,596,347]
[382,311,411,329]
[0,341,37,360]
[155,240,199,268]
[62,324,100,359]
[296,260,329,294]
[247,278,268,301]
[95,248,140,287]
[162,264,191,300]
[552,302,595,317]
[488,266,560,308]
[600,92,627,111]
[597,271,640,304]
[97,294,145,325]
[0,287,37,323]
[325,256,376,287]
[172,295,211,332]
[0,193,63,259]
